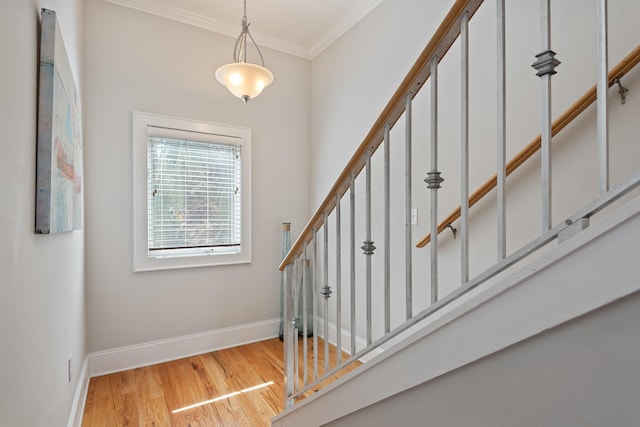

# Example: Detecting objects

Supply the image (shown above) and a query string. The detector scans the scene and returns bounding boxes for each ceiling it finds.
[104,0,384,59]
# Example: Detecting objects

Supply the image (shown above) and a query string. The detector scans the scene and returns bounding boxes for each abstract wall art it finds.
[36,8,83,234]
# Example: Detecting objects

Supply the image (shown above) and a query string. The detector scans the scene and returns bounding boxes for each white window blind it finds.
[147,133,242,255]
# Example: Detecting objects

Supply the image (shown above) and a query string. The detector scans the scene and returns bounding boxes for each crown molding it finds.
[104,0,310,58]
[309,0,385,59]
[103,0,382,60]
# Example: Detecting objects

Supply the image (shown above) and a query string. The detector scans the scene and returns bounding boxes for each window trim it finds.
[133,111,251,271]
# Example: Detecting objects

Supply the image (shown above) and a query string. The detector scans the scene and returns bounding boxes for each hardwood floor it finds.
[81,337,360,427]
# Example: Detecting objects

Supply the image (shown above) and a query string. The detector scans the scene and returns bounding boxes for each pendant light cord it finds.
[232,0,266,67]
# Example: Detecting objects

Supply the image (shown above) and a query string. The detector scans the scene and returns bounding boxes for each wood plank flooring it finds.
[81,337,360,427]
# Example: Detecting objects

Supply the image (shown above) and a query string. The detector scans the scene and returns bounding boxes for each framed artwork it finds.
[36,8,83,234]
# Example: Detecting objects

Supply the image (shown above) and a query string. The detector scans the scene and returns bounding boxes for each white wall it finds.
[309,0,640,343]
[0,0,86,425]
[83,0,310,352]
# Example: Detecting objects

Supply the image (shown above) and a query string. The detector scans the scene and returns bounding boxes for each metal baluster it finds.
[280,223,291,340]
[349,173,356,355]
[321,213,332,375]
[362,149,375,345]
[404,93,413,320]
[302,245,308,386]
[312,228,318,381]
[461,11,470,284]
[283,262,295,409]
[335,194,342,364]
[292,257,299,391]
[384,124,391,334]
[425,58,443,304]
[497,0,507,260]
[596,0,609,194]
[532,0,560,232]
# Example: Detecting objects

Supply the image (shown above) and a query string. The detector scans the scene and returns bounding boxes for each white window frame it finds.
[133,111,251,271]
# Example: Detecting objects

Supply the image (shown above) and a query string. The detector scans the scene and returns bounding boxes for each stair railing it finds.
[279,0,640,410]
[417,44,640,248]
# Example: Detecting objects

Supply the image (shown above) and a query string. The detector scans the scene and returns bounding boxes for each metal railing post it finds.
[404,94,413,320]
[312,228,319,380]
[321,212,332,374]
[292,257,299,391]
[532,0,560,232]
[384,124,391,333]
[497,0,507,260]
[362,149,375,344]
[349,174,357,355]
[596,0,610,194]
[335,194,343,363]
[426,57,443,304]
[460,12,470,284]
[302,246,308,386]
[283,262,295,409]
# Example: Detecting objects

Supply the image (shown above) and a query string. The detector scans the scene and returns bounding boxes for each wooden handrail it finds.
[279,0,484,270]
[416,43,640,248]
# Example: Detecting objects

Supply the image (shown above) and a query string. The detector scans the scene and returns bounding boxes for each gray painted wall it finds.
[0,0,86,425]
[83,0,311,352]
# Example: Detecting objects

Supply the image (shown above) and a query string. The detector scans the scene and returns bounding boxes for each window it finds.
[133,112,251,271]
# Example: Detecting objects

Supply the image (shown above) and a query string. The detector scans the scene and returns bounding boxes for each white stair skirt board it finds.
[314,318,385,363]
[273,196,640,427]
[88,318,280,377]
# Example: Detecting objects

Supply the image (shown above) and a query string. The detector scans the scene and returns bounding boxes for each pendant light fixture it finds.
[215,0,273,103]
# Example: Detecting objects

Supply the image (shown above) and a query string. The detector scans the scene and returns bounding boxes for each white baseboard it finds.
[67,356,90,427]
[87,318,280,377]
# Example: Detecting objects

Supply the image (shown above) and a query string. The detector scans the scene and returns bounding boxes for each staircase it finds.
[275,1,640,425]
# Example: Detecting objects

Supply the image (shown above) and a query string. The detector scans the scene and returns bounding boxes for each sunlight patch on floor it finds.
[172,381,275,414]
